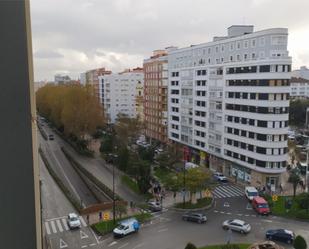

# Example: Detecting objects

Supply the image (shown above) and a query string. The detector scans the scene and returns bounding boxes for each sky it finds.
[31,0,309,81]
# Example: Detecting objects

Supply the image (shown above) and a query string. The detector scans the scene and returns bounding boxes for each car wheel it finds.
[198,219,202,224]
[223,226,228,230]
[183,217,187,221]
[240,230,244,234]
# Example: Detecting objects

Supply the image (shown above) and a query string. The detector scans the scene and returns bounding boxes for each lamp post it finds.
[112,146,117,224]
[183,146,189,208]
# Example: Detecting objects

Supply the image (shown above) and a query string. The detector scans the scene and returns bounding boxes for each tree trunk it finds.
[293,184,297,197]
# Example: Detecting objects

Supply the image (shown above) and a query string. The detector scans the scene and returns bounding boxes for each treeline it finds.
[36,84,104,138]
[289,99,309,127]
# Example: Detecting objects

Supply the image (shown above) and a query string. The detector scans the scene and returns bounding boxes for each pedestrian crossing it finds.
[212,185,244,199]
[44,216,87,235]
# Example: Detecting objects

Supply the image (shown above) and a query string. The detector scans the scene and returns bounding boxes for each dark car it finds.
[48,134,54,140]
[182,212,207,224]
[265,229,295,244]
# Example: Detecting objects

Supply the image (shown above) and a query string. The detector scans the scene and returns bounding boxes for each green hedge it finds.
[175,197,212,209]
[39,147,82,211]
[61,147,122,201]
[121,175,140,194]
[198,244,250,249]
[92,212,152,235]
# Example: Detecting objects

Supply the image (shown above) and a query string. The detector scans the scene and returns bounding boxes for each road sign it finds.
[204,189,211,197]
[103,212,110,221]
[272,195,278,202]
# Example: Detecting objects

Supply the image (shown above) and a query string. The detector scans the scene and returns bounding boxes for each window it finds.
[251,39,256,47]
[260,65,270,72]
[237,41,241,49]
[244,40,249,48]
[259,37,265,46]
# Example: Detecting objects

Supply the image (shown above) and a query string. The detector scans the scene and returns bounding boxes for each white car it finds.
[222,219,251,234]
[245,186,259,201]
[213,172,228,183]
[67,213,81,229]
[113,218,140,238]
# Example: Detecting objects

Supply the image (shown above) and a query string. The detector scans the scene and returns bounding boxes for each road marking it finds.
[80,230,89,239]
[213,188,230,198]
[217,186,234,197]
[237,214,243,216]
[226,212,232,215]
[46,216,67,222]
[89,243,96,247]
[246,203,253,210]
[56,219,64,232]
[158,228,168,233]
[251,215,256,217]
[80,216,87,227]
[132,243,145,249]
[219,186,240,197]
[262,220,273,223]
[81,245,88,248]
[62,218,69,230]
[118,242,129,249]
[45,222,51,235]
[50,220,57,234]
[60,238,68,248]
[245,214,250,217]
[108,241,118,247]
[228,185,244,195]
[214,210,219,213]
[90,227,100,244]
[220,211,225,214]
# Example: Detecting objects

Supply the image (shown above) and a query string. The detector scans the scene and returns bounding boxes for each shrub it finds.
[295,193,309,211]
[185,242,197,249]
[293,235,307,249]
[295,209,309,219]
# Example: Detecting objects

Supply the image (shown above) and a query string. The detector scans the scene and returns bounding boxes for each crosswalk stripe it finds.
[215,187,233,197]
[80,216,87,227]
[228,185,244,195]
[212,188,225,198]
[219,186,242,196]
[56,219,64,232]
[45,222,51,235]
[214,188,232,198]
[50,220,57,234]
[212,191,222,198]
[62,218,69,231]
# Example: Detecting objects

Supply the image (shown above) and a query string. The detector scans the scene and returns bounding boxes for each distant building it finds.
[54,74,71,84]
[292,66,309,80]
[99,68,144,123]
[290,77,309,99]
[81,67,112,99]
[143,49,169,144]
[135,79,144,121]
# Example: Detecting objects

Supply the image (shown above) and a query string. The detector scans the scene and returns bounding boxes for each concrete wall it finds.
[0,1,41,248]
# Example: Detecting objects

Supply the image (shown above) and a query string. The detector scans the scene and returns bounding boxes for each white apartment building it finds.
[99,69,144,123]
[168,25,291,188]
[292,66,309,80]
[290,77,309,99]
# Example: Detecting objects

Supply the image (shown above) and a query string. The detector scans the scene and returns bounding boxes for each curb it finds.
[169,197,214,212]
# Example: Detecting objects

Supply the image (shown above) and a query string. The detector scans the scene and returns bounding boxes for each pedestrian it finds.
[226,227,232,244]
[86,215,89,225]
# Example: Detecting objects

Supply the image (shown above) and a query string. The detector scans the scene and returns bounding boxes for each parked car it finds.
[252,196,270,215]
[148,201,162,212]
[182,212,207,224]
[213,172,228,183]
[265,229,295,244]
[222,219,251,234]
[67,213,81,230]
[185,162,199,170]
[245,186,259,201]
[113,218,140,238]
[48,134,54,140]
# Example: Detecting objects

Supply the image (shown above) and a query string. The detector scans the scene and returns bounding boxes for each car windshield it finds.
[70,217,78,221]
[258,203,269,208]
[117,224,126,230]
[248,191,258,196]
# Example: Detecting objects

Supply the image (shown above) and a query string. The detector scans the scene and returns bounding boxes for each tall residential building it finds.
[82,67,112,99]
[168,25,291,188]
[143,49,169,143]
[290,77,309,99]
[292,66,309,80]
[99,68,144,123]
[135,79,144,121]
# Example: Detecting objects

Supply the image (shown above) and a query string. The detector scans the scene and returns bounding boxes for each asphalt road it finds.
[39,126,99,207]
[40,154,101,249]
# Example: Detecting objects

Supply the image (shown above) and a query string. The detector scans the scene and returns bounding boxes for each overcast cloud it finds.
[31,0,309,81]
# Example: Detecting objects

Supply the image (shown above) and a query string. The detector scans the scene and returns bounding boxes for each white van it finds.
[113,218,140,238]
[245,186,259,201]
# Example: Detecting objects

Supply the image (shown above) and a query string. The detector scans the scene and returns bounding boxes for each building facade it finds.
[292,66,309,80]
[168,25,291,188]
[82,67,112,99]
[99,68,144,123]
[143,50,169,144]
[54,74,71,84]
[290,77,309,99]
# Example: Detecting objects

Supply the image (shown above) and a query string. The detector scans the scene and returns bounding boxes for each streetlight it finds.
[112,145,118,224]
[183,146,189,208]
